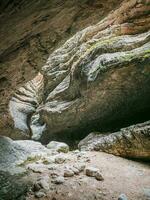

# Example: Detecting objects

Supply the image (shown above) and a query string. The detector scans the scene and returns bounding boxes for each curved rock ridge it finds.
[78,121,150,160]
[0,0,123,134]
[9,0,150,156]
[9,73,44,137]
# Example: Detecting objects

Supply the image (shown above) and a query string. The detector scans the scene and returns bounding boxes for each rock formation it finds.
[0,0,149,159]
[0,1,150,199]
[8,0,150,153]
[79,121,150,160]
[0,0,122,136]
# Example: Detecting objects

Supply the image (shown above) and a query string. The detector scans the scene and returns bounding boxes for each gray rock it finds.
[26,163,47,173]
[79,121,150,160]
[53,176,65,184]
[85,167,99,177]
[143,188,150,199]
[0,171,28,200]
[31,113,46,141]
[47,141,69,153]
[48,164,57,170]
[71,167,80,175]
[73,163,86,172]
[55,154,66,164]
[73,150,80,154]
[0,136,54,173]
[33,182,41,192]
[118,194,128,200]
[95,171,104,181]
[42,157,55,165]
[0,136,53,200]
[64,168,74,177]
[34,191,46,198]
[38,178,50,190]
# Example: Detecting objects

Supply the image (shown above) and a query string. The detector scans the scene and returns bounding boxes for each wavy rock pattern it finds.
[9,0,150,158]
[0,0,122,134]
[9,73,44,137]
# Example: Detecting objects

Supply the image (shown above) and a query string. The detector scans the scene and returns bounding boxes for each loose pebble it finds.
[118,194,128,200]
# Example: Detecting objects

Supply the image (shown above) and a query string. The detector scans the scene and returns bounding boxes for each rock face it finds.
[0,136,52,200]
[0,171,28,200]
[0,136,53,172]
[79,121,150,160]
[8,0,150,145]
[1,0,149,160]
[0,0,122,137]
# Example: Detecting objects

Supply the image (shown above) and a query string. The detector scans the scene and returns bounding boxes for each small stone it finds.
[64,168,74,177]
[74,163,86,172]
[26,163,47,173]
[48,164,57,170]
[143,188,150,198]
[33,182,41,192]
[39,179,49,190]
[73,150,80,154]
[50,170,60,178]
[95,171,104,181]
[47,141,69,153]
[34,191,46,198]
[55,155,66,164]
[118,194,128,200]
[85,167,99,177]
[71,167,80,175]
[53,176,65,184]
[33,177,49,191]
[42,157,55,165]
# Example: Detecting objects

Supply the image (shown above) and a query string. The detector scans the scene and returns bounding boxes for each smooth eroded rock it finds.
[47,141,69,153]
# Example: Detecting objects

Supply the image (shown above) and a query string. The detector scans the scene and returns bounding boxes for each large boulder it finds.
[0,171,28,200]
[0,136,45,199]
[79,121,150,160]
[0,136,61,199]
[0,136,51,172]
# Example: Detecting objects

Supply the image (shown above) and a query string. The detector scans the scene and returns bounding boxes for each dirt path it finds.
[27,151,150,200]
[89,152,150,200]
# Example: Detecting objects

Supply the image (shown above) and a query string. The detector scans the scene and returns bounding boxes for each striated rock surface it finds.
[0,0,122,136]
[78,121,150,160]
[8,0,150,144]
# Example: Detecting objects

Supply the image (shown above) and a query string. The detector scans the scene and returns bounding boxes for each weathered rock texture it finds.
[0,0,122,136]
[0,136,52,200]
[8,0,150,140]
[2,0,150,158]
[0,136,150,200]
[79,121,150,160]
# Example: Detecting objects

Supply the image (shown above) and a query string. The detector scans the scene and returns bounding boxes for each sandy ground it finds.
[26,151,150,200]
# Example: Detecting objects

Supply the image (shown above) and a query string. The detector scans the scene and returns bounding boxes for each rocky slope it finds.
[0,137,150,200]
